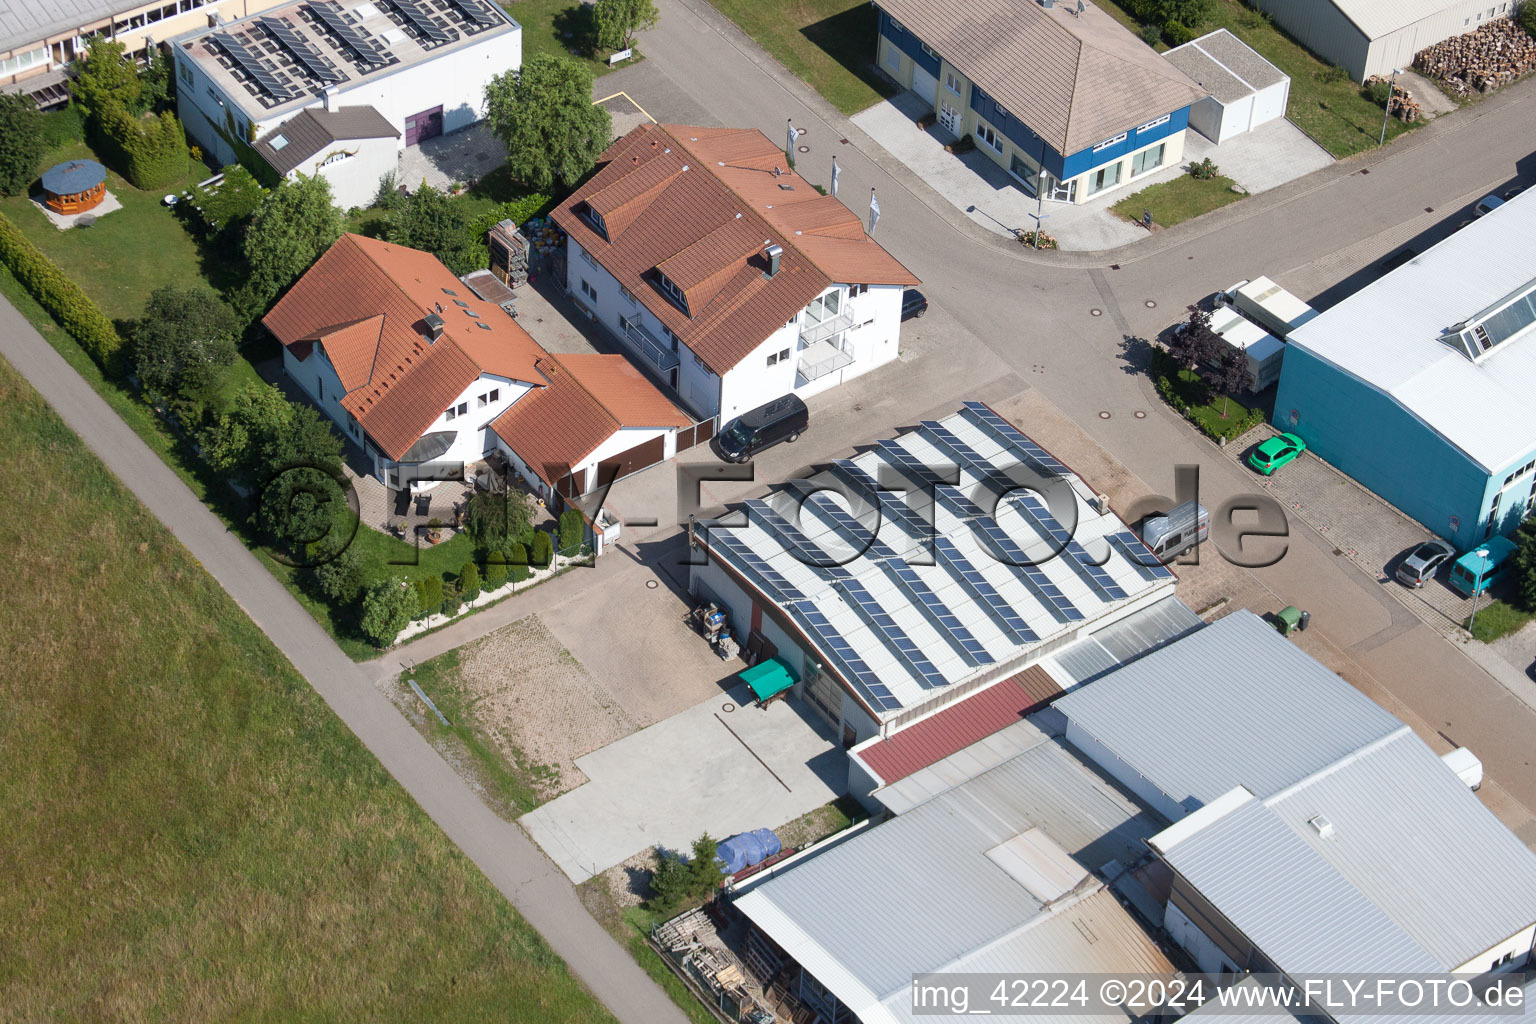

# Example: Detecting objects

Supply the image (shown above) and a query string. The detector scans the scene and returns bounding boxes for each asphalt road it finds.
[0,302,689,1022]
[613,0,1536,825]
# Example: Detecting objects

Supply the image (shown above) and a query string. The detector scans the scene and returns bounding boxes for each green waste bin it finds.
[1275,606,1302,636]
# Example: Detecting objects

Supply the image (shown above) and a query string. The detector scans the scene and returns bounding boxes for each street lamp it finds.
[1378,67,1403,147]
[1467,546,1490,636]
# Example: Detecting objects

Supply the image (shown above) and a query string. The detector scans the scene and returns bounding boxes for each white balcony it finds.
[799,310,855,346]
[796,338,855,382]
[622,315,680,372]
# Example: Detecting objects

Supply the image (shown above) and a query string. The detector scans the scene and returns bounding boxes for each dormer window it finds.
[656,271,691,317]
[580,203,609,240]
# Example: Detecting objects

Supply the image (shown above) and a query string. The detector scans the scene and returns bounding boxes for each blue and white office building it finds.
[687,402,1181,745]
[872,0,1205,204]
[1274,189,1536,552]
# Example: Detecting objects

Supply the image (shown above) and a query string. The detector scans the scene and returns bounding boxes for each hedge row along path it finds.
[0,294,689,1024]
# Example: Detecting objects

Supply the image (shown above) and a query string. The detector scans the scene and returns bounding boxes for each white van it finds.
[1138,501,1210,562]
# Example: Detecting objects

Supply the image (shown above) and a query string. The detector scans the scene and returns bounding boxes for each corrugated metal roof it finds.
[1155,791,1444,975]
[1,0,121,53]
[1285,188,1536,474]
[736,735,1169,1019]
[855,666,1063,786]
[1330,0,1477,39]
[873,718,1058,815]
[1055,611,1402,809]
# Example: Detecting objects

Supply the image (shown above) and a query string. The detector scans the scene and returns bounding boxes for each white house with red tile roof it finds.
[264,233,690,501]
[553,123,921,424]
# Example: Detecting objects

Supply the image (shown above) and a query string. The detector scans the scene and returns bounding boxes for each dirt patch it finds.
[455,614,637,799]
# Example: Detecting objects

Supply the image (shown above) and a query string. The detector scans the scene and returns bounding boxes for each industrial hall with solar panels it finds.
[171,0,520,204]
[688,402,1188,749]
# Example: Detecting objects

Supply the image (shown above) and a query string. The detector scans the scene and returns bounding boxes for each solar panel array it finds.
[920,420,1129,602]
[306,2,391,65]
[791,601,902,711]
[875,440,1084,624]
[210,32,296,101]
[1110,530,1177,581]
[803,493,994,667]
[826,459,930,540]
[391,0,454,45]
[261,16,346,82]
[446,0,501,27]
[932,536,1040,645]
[702,525,804,605]
[962,400,1069,477]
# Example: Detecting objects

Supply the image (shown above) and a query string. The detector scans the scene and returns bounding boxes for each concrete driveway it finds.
[521,685,844,883]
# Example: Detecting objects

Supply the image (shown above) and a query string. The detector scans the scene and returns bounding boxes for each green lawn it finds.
[501,0,638,75]
[1464,598,1535,643]
[1095,0,1419,157]
[1112,172,1245,227]
[1152,350,1264,443]
[0,141,211,322]
[702,0,897,115]
[0,353,613,1023]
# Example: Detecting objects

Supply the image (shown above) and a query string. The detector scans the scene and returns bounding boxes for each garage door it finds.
[1249,81,1287,128]
[404,105,444,146]
[910,65,938,106]
[601,434,666,482]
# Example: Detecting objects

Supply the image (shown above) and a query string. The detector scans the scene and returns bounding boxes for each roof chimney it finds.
[764,243,783,277]
[423,312,445,343]
[323,84,340,112]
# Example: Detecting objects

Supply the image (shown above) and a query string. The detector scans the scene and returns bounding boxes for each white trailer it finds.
[1210,304,1285,392]
[1221,276,1319,339]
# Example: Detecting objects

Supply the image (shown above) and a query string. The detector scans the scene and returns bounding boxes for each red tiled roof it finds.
[854,666,1064,787]
[552,123,918,375]
[487,353,690,485]
[262,234,546,460]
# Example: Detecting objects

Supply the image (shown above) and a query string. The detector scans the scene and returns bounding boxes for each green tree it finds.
[532,531,553,568]
[69,37,140,119]
[132,286,239,409]
[558,508,585,551]
[387,183,481,275]
[195,381,293,476]
[1520,2,1536,39]
[255,402,343,479]
[1203,345,1253,419]
[360,576,414,646]
[484,55,612,190]
[137,48,174,115]
[1514,517,1536,612]
[241,174,342,314]
[414,576,444,617]
[256,465,348,554]
[646,850,693,913]
[484,551,508,590]
[313,543,373,604]
[458,562,480,602]
[688,833,724,897]
[509,542,530,583]
[592,0,658,51]
[0,94,45,197]
[464,488,533,552]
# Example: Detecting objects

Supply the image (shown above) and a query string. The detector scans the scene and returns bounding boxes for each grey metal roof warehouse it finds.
[1054,610,1403,808]
[0,0,123,53]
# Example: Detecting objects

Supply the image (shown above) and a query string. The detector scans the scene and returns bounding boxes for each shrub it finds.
[359,577,414,647]
[558,508,584,550]
[313,544,371,604]
[414,576,444,618]
[509,542,530,583]
[132,285,239,412]
[0,94,45,196]
[96,101,187,190]
[1162,19,1196,46]
[532,531,553,568]
[0,214,126,371]
[1139,23,1162,47]
[1518,1,1536,39]
[459,562,480,602]
[1315,65,1350,85]
[484,552,508,591]
[441,591,462,618]
[38,104,87,151]
[1188,156,1220,180]
[187,165,268,233]
[1364,78,1393,107]
[1515,517,1536,612]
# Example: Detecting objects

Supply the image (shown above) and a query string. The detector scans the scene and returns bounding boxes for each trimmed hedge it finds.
[0,214,125,372]
[96,102,187,190]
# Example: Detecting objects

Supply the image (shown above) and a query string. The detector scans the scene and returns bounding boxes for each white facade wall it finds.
[284,134,399,210]
[283,344,358,443]
[175,24,520,171]
[1452,924,1536,974]
[718,323,800,421]
[415,372,528,468]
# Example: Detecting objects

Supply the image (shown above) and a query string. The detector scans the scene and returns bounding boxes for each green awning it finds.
[739,657,798,702]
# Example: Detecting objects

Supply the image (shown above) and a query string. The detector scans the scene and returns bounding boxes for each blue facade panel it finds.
[878,11,941,77]
[968,84,1065,178]
[1273,346,1500,551]
[1060,106,1189,179]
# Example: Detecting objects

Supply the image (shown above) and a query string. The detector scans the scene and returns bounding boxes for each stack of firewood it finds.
[1366,76,1422,122]
[1414,17,1536,96]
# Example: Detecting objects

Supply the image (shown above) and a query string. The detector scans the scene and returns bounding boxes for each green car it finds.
[1248,433,1306,475]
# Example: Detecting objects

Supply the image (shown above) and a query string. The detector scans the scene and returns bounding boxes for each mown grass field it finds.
[1113,172,1246,227]
[0,353,613,1022]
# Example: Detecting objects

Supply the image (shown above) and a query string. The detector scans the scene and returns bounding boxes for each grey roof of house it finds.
[253,105,399,175]
[736,733,1171,1023]
[1,0,123,54]
[1055,610,1404,810]
[875,0,1205,154]
[1163,29,1286,105]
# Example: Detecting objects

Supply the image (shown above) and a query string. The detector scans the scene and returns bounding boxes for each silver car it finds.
[1396,539,1456,587]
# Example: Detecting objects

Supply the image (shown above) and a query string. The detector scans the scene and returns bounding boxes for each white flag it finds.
[868,189,881,234]
[786,119,797,159]
[830,157,840,197]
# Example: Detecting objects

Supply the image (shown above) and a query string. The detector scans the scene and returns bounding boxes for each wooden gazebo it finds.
[41,160,107,214]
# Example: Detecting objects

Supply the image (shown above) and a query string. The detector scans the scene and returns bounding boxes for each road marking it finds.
[593,90,658,124]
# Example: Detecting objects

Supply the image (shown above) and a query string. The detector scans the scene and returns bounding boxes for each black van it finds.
[713,394,809,462]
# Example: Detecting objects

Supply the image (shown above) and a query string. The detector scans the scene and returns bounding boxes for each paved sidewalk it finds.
[0,297,688,1024]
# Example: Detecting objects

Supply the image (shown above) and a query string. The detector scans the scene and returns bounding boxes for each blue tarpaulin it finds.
[714,828,782,874]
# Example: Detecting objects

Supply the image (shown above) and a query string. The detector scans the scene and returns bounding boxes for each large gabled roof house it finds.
[552,123,920,424]
[873,0,1205,204]
[264,233,689,502]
